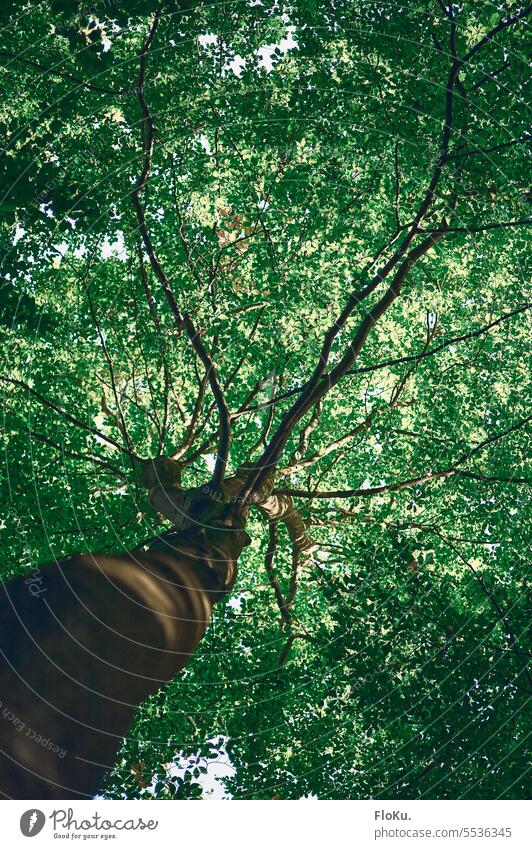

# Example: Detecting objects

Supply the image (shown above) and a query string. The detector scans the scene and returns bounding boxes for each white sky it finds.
[199,25,297,76]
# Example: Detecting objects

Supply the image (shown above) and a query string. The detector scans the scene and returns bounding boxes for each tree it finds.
[0,0,530,799]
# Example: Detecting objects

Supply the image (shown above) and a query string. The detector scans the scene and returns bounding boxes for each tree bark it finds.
[0,516,250,799]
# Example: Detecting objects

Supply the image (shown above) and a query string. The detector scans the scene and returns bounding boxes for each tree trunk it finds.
[0,516,250,799]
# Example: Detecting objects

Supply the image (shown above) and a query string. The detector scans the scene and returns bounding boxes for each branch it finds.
[448,134,530,160]
[86,284,135,456]
[278,470,456,500]
[239,3,532,500]
[240,231,444,500]
[130,11,184,330]
[279,413,374,477]
[263,523,291,626]
[471,57,511,91]
[277,416,532,500]
[287,402,322,469]
[420,218,532,234]
[233,304,530,417]
[26,430,126,478]
[238,7,465,498]
[453,415,532,467]
[172,370,208,460]
[244,375,279,459]
[233,372,277,416]
[278,471,531,500]
[278,632,315,667]
[262,519,312,667]
[347,304,531,379]
[253,488,316,558]
[99,372,162,444]
[430,529,532,689]
[223,307,265,394]
[461,5,532,63]
[2,377,139,460]
[0,49,127,96]
[136,241,185,433]
[130,11,231,488]
[282,318,440,478]
[393,140,401,229]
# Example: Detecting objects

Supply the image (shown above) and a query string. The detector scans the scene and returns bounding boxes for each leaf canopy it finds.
[0,0,530,799]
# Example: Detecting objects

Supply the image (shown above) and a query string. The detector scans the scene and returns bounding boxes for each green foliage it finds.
[1,0,530,799]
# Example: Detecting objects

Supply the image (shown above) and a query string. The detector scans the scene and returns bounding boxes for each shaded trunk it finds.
[0,519,249,799]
